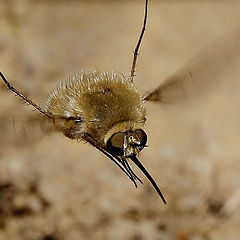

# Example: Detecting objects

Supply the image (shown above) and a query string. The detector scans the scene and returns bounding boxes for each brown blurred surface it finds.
[1,0,240,239]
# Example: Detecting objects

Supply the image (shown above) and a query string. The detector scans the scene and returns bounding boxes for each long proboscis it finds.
[130,155,167,204]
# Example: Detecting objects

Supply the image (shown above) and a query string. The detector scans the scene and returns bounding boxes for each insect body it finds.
[1,0,237,204]
[0,0,167,203]
[45,71,166,201]
[47,71,146,149]
[0,68,167,203]
[46,68,167,203]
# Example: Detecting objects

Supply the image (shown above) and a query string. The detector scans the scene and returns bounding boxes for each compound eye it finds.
[106,132,124,156]
[135,129,147,151]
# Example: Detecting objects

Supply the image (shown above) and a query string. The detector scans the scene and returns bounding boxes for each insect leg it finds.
[0,71,52,118]
[130,0,148,82]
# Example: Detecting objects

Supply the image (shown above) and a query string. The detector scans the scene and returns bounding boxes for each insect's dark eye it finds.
[74,118,82,123]
[135,129,147,151]
[106,132,124,156]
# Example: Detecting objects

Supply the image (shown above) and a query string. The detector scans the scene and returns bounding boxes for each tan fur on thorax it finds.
[46,71,146,145]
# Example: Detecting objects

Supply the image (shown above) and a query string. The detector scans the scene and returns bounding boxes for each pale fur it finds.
[46,71,146,145]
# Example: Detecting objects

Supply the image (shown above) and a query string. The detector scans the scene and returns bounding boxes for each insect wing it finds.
[0,115,55,146]
[144,30,240,103]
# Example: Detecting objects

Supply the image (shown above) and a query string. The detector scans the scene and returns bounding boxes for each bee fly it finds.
[6,0,237,203]
[2,0,239,204]
[0,0,169,202]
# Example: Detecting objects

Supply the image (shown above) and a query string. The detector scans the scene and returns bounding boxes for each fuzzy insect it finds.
[0,0,167,203]
[1,1,239,204]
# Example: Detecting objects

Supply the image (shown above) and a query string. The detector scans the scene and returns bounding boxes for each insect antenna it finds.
[83,132,141,187]
[0,71,52,118]
[130,0,148,82]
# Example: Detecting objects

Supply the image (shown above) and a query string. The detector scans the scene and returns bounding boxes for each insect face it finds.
[106,129,147,157]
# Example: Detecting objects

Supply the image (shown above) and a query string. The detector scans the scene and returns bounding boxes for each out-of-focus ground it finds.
[0,0,240,239]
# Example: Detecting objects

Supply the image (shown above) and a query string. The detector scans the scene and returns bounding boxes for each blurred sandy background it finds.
[1,0,240,239]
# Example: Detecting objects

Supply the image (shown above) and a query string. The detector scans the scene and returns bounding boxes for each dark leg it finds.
[0,71,51,118]
[130,0,149,82]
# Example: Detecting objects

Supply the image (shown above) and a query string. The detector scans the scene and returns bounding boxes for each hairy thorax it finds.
[46,71,146,145]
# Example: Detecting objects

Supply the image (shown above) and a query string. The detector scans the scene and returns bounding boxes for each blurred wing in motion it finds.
[144,30,240,103]
[0,115,55,146]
